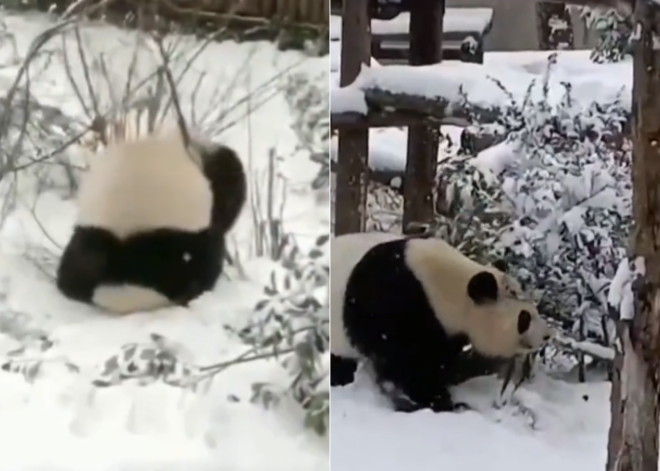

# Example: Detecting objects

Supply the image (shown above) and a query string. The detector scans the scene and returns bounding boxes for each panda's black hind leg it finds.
[370,355,458,413]
[331,354,358,386]
[120,228,224,306]
[199,144,247,234]
[56,226,118,304]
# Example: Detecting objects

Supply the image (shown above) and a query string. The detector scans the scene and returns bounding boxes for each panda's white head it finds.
[405,238,553,359]
[464,268,552,357]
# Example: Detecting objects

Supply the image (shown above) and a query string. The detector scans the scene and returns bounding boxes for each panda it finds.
[189,137,246,236]
[56,128,245,314]
[330,231,552,413]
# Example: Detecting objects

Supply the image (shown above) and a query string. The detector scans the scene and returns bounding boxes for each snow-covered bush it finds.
[236,72,329,436]
[435,154,511,262]
[282,70,330,191]
[246,234,329,436]
[499,56,630,341]
[435,55,631,375]
[579,6,632,63]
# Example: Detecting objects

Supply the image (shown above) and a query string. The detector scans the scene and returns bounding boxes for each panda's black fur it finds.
[56,130,245,314]
[191,139,246,236]
[330,232,551,413]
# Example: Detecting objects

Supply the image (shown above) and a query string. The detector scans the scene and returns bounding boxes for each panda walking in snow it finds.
[55,127,246,314]
[330,231,552,413]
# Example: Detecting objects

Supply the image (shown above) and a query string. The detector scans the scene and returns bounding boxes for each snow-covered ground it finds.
[332,372,610,471]
[0,11,328,471]
[330,45,630,471]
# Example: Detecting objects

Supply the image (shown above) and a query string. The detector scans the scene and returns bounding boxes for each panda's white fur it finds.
[91,284,173,315]
[77,129,211,238]
[330,231,551,411]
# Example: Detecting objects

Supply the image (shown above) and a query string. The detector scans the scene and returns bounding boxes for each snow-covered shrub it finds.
[578,6,632,63]
[439,55,631,376]
[498,57,630,343]
[241,234,329,436]
[435,154,511,263]
[237,72,329,436]
[365,180,404,233]
[281,70,330,191]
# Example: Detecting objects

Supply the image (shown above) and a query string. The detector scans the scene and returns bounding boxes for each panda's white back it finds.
[330,231,402,358]
[76,130,212,239]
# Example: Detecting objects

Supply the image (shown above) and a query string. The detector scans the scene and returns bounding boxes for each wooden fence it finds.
[220,0,328,26]
[21,0,328,28]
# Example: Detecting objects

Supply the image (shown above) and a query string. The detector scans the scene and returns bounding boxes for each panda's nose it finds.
[543,334,551,341]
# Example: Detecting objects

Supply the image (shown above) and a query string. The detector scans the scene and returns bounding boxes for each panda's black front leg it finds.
[56,227,115,303]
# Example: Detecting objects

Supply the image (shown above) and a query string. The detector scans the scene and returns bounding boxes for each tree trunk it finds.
[535,2,574,49]
[607,2,660,471]
[607,327,624,471]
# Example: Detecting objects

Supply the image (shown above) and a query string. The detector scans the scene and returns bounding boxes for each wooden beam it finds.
[331,110,470,130]
[334,0,371,235]
[403,0,444,234]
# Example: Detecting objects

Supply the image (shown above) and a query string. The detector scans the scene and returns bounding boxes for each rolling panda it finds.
[56,128,245,314]
[330,231,552,413]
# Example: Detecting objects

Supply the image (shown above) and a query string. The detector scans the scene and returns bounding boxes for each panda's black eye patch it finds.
[517,310,532,334]
[492,259,508,273]
[467,271,499,304]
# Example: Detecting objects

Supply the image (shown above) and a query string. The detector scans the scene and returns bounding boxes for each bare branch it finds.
[151,34,190,145]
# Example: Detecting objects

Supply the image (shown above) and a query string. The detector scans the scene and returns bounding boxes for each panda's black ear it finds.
[492,259,508,273]
[467,271,499,304]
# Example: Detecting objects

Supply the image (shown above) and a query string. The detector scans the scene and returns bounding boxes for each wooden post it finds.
[334,0,371,235]
[402,0,444,233]
[607,2,660,471]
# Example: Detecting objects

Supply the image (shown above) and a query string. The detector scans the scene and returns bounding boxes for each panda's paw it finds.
[391,396,421,413]
[171,296,191,308]
[425,393,455,413]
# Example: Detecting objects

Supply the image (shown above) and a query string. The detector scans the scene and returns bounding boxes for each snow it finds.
[331,51,631,119]
[330,48,631,172]
[608,257,645,321]
[0,11,328,471]
[332,371,610,471]
[329,8,493,40]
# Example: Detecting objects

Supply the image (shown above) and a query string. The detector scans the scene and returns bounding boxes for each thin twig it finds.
[151,34,189,144]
